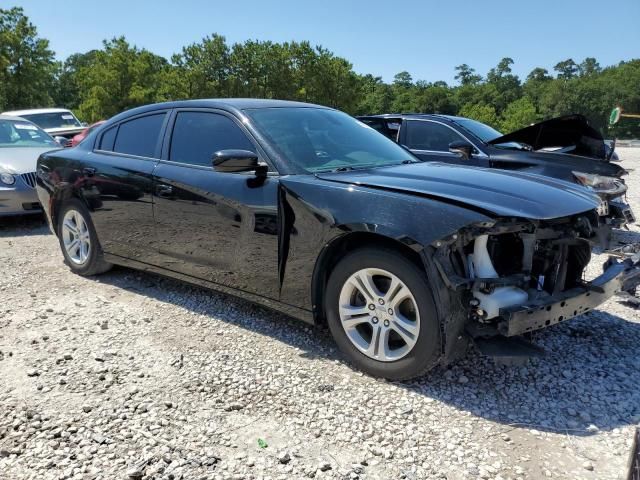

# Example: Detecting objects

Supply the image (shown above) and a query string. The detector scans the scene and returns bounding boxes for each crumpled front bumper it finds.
[498,256,640,337]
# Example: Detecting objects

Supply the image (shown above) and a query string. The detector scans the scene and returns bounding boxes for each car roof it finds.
[107,98,329,123]
[359,113,467,122]
[1,108,74,116]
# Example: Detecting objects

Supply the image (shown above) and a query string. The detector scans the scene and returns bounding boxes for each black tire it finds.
[57,199,112,276]
[325,247,442,380]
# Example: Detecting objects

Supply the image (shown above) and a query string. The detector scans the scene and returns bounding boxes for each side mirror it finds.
[449,141,473,160]
[212,149,263,174]
[54,136,70,147]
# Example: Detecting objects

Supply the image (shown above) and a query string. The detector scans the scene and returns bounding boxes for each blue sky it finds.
[14,0,640,83]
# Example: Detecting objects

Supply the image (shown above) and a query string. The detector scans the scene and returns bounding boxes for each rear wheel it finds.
[325,247,441,380]
[57,199,112,276]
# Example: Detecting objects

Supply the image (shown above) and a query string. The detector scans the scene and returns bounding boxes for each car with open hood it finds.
[35,100,640,379]
[357,114,634,232]
[0,115,60,216]
[2,108,86,147]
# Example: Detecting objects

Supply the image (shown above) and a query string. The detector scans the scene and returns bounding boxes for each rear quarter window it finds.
[98,113,166,157]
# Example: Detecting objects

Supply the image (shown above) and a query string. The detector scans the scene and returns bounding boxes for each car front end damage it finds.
[429,210,640,360]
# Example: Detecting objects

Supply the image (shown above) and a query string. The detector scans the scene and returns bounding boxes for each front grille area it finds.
[20,172,37,188]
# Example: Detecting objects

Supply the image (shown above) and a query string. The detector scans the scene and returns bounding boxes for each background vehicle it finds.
[358,114,634,229]
[2,108,85,147]
[71,120,106,147]
[35,99,640,379]
[0,115,60,216]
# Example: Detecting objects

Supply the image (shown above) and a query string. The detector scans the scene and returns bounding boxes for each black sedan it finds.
[36,100,640,380]
[357,114,635,229]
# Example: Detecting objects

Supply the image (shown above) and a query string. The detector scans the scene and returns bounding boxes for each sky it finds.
[12,0,640,84]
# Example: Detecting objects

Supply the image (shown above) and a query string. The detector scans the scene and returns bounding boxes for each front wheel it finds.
[57,199,112,276]
[325,248,442,380]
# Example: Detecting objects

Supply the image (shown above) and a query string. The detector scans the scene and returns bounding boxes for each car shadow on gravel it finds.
[0,214,48,237]
[96,266,640,437]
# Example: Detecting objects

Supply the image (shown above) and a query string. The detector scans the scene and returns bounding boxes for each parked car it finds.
[36,99,640,379]
[71,120,106,147]
[357,114,634,230]
[0,115,60,216]
[2,108,85,147]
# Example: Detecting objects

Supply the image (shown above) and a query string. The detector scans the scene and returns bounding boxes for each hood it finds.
[0,146,60,174]
[487,114,607,160]
[316,162,601,220]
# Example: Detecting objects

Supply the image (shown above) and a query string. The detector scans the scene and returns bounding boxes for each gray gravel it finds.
[2,148,640,479]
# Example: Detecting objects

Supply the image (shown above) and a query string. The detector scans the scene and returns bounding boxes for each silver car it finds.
[0,115,60,216]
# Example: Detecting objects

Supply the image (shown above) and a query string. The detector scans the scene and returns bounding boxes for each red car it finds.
[70,120,105,147]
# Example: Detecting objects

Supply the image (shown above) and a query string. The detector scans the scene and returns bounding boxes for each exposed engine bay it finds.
[430,210,640,351]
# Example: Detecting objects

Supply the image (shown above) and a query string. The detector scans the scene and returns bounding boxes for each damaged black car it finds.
[357,113,635,233]
[35,100,640,380]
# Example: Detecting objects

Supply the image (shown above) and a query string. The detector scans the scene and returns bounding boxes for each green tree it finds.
[76,37,169,121]
[554,59,578,79]
[0,7,56,110]
[459,102,498,127]
[499,97,538,132]
[454,64,481,86]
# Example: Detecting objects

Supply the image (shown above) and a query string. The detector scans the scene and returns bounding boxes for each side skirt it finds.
[103,253,315,325]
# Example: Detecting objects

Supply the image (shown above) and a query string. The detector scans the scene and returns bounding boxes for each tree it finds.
[578,57,601,76]
[486,57,521,114]
[454,64,481,86]
[0,7,56,110]
[499,97,538,132]
[459,102,498,128]
[554,59,578,79]
[76,37,169,121]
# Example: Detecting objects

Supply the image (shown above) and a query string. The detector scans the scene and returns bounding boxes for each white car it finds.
[1,108,85,146]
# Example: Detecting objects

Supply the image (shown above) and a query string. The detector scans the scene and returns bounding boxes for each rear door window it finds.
[99,126,117,151]
[112,113,166,158]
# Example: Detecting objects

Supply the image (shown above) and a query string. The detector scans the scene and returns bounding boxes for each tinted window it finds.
[169,112,255,166]
[113,114,165,158]
[405,121,463,151]
[99,126,117,151]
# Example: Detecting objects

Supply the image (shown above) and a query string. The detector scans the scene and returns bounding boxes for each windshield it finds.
[245,107,417,173]
[455,118,503,143]
[0,119,58,148]
[20,111,82,130]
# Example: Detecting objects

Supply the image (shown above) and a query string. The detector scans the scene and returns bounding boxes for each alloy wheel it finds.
[338,268,420,362]
[61,209,91,265]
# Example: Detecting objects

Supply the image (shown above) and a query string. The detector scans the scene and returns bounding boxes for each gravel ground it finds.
[2,149,640,480]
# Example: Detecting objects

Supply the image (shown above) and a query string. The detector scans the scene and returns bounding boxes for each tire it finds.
[57,199,112,276]
[325,247,442,380]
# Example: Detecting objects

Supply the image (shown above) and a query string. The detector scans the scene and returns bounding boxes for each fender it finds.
[277,176,493,313]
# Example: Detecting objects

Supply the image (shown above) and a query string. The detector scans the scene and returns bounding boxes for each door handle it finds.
[156,184,173,197]
[82,167,96,177]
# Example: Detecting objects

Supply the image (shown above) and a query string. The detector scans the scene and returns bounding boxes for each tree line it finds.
[1,6,639,137]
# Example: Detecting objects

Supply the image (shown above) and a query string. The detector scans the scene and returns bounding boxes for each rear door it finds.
[83,111,169,262]
[400,119,489,166]
[151,109,280,299]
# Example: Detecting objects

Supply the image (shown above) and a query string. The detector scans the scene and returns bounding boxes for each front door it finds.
[152,109,280,300]
[401,119,486,166]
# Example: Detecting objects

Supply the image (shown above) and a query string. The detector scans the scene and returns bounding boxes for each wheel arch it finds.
[311,231,425,325]
[50,186,92,236]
